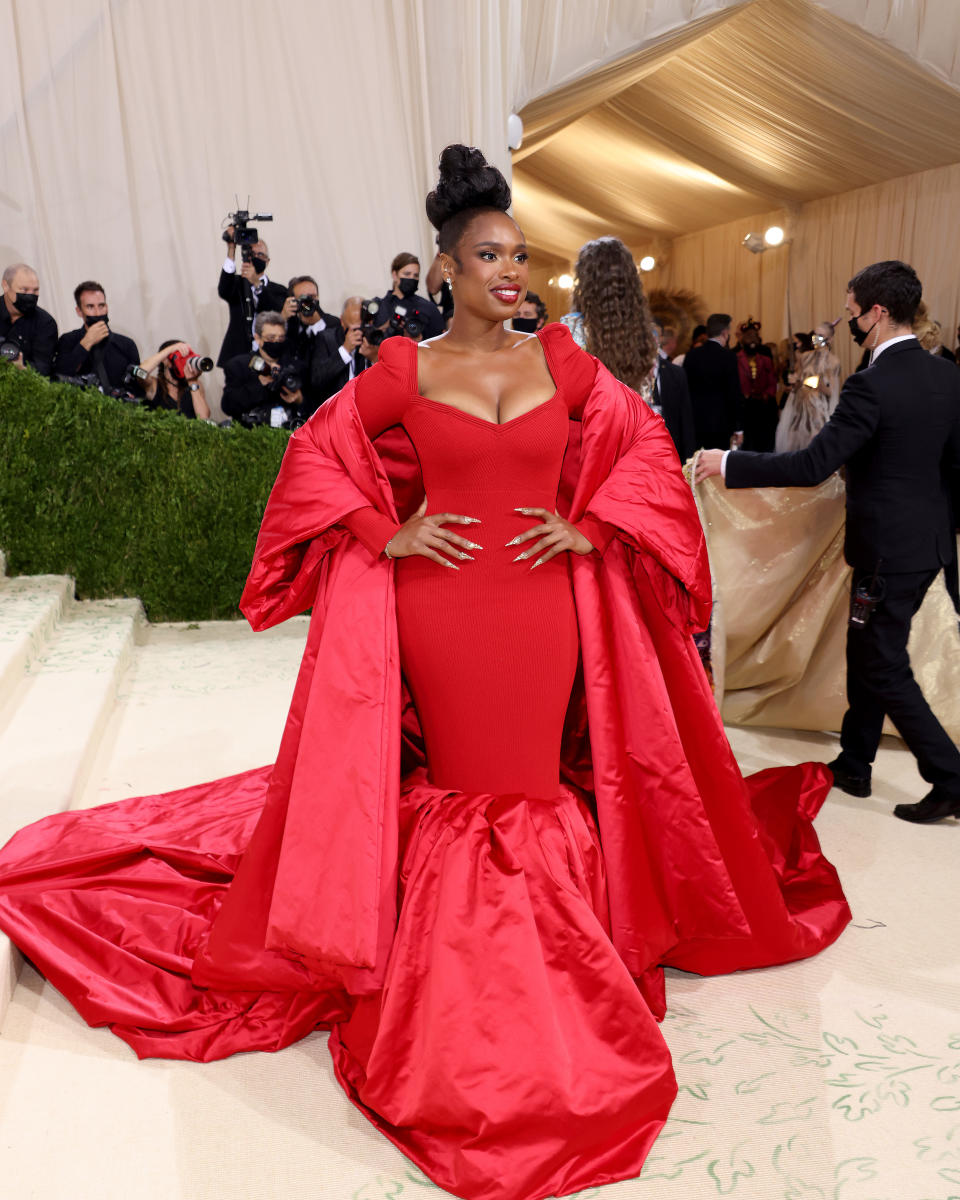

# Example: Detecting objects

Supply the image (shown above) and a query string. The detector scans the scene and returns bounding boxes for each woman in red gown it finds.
[0,146,850,1200]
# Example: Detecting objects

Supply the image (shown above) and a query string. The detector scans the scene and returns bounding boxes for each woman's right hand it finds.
[384,497,481,569]
[164,341,191,360]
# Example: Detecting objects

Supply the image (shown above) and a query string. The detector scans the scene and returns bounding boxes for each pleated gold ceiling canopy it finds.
[512,0,960,260]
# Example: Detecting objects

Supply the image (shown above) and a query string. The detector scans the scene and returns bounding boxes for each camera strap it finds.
[91,341,112,392]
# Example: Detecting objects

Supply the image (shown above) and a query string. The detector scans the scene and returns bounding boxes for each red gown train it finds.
[0,326,850,1200]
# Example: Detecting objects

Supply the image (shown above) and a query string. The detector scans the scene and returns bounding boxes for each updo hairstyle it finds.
[426,144,513,260]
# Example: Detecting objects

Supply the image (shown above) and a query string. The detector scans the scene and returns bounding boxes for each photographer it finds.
[52,281,139,389]
[216,226,287,367]
[376,252,444,341]
[221,311,303,427]
[278,275,341,414]
[281,275,339,357]
[303,296,377,417]
[0,262,58,376]
[137,340,211,419]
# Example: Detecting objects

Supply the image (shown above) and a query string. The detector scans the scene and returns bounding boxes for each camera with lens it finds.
[223,205,273,262]
[359,298,423,346]
[275,363,302,393]
[296,295,322,319]
[54,372,102,389]
[54,370,142,404]
[168,347,214,380]
[386,305,424,342]
[403,314,424,340]
[248,353,302,396]
[0,338,22,363]
[114,363,149,403]
[360,299,385,346]
[109,385,142,405]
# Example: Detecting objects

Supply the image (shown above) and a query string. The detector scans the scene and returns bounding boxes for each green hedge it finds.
[0,367,290,621]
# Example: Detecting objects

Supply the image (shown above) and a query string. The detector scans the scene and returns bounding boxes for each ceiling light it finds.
[639,255,656,271]
[557,273,574,290]
[764,225,785,246]
[743,232,765,254]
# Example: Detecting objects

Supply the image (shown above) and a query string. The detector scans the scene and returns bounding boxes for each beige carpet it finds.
[1,618,958,1200]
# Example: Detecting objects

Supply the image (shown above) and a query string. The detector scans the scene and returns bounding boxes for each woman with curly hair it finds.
[571,235,658,397]
[0,146,849,1200]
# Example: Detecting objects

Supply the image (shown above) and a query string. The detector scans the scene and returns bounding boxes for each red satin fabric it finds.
[0,330,850,1200]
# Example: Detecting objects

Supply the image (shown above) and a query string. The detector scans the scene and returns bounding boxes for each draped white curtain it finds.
[3,0,960,413]
[0,0,754,413]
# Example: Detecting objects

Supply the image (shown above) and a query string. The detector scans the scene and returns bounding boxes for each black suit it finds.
[53,327,140,389]
[682,339,743,449]
[221,353,278,425]
[654,356,696,462]
[0,304,58,376]
[216,269,288,366]
[302,325,371,417]
[726,337,960,796]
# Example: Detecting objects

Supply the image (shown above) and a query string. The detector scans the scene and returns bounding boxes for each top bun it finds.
[425,144,512,233]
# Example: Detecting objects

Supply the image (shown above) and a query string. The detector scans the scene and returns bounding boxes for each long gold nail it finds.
[513,552,528,562]
[531,557,545,569]
[458,552,474,561]
[505,535,523,546]
[465,542,483,550]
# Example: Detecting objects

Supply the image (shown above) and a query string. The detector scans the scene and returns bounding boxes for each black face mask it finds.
[13,292,39,315]
[84,313,109,327]
[250,255,268,275]
[512,317,538,333]
[848,311,877,346]
[398,277,419,297]
[262,339,287,359]
[743,341,758,356]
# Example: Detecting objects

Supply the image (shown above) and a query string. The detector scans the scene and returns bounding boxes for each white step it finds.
[0,596,144,1027]
[0,574,75,718]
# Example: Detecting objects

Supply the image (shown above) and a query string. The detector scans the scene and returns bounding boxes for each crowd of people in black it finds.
[5,245,956,454]
[0,236,548,431]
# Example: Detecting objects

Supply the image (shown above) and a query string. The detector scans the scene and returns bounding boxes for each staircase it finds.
[0,553,144,1025]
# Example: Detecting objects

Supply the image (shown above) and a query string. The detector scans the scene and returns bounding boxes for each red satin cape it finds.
[0,353,850,1200]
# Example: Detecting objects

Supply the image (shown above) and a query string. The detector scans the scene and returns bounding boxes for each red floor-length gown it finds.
[0,326,850,1200]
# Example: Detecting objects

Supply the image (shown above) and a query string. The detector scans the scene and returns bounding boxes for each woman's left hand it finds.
[507,507,593,568]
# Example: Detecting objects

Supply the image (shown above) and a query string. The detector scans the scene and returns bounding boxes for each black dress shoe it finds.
[893,790,960,824]
[825,757,872,798]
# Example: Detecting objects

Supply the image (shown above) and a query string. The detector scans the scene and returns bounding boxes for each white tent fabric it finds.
[3,0,960,410]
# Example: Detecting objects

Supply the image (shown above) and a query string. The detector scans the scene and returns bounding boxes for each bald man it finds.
[0,263,58,376]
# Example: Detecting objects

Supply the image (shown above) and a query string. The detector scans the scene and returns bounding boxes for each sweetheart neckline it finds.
[409,389,562,429]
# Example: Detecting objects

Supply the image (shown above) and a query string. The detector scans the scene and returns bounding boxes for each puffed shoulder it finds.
[537,322,598,403]
[369,334,417,392]
[537,322,577,354]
